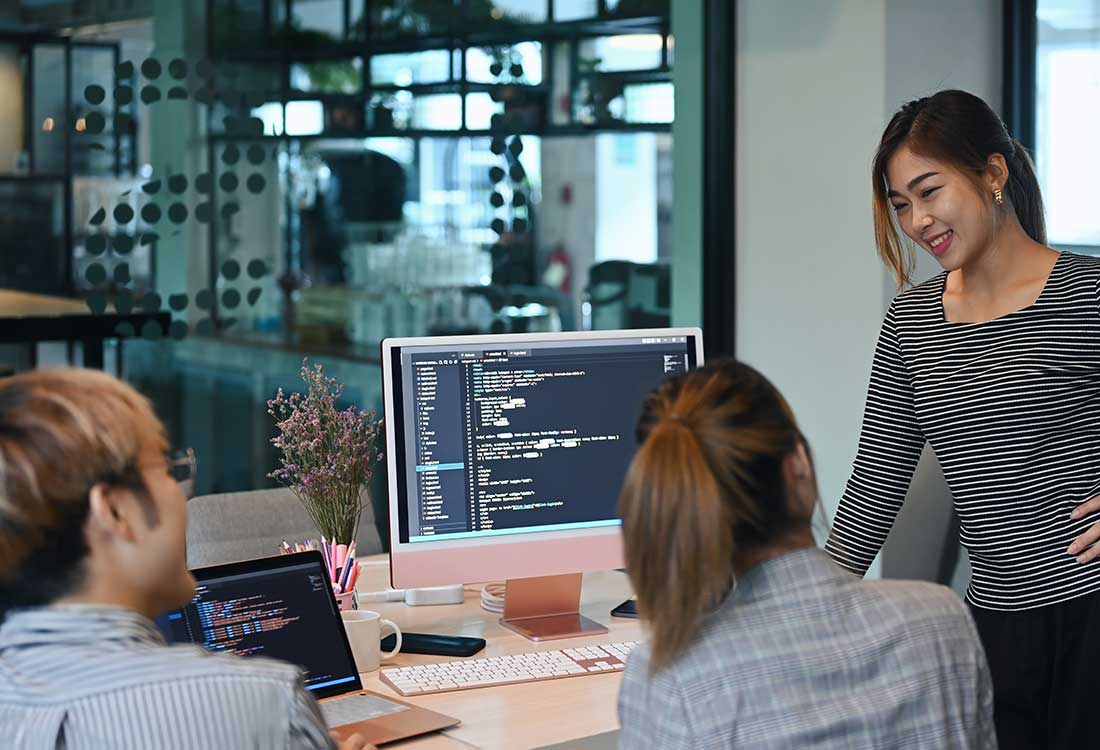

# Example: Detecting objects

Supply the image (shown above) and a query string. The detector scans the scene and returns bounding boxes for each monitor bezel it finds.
[178,551,364,700]
[380,327,704,589]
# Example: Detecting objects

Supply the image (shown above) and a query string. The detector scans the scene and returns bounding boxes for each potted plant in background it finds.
[268,359,383,603]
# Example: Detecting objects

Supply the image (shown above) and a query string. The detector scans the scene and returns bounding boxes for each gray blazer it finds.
[617,548,996,749]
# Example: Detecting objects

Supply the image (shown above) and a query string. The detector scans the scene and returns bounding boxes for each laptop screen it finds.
[156,551,363,700]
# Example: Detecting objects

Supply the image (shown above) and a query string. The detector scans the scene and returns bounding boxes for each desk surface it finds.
[0,289,90,317]
[354,557,640,750]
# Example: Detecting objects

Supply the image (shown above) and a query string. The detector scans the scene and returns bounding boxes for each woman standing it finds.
[825,89,1100,749]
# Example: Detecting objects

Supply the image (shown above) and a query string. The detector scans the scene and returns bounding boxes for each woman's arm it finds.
[824,303,926,576]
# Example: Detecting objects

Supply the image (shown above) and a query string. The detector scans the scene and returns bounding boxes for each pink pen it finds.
[346,561,360,591]
[334,543,347,581]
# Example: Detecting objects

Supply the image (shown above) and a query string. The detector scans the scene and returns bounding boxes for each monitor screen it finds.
[385,330,701,557]
[155,553,362,700]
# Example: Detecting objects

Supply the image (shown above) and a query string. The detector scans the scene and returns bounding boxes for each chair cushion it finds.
[186,487,382,567]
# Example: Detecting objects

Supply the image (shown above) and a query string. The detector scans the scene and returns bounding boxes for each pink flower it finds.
[267,358,383,543]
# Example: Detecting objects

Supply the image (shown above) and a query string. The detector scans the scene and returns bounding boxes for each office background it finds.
[1,0,1096,591]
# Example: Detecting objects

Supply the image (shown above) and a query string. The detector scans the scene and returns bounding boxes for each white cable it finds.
[480,582,506,613]
[357,588,408,603]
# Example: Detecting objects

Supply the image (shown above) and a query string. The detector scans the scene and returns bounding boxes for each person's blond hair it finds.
[619,360,811,672]
[0,368,167,612]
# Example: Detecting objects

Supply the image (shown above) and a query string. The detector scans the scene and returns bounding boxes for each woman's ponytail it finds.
[619,362,810,673]
[620,417,733,672]
[1005,138,1047,245]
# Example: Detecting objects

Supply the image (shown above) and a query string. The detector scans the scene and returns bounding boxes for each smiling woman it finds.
[823,89,1100,750]
[869,90,1047,289]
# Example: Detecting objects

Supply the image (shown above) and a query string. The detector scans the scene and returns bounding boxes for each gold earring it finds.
[993,188,1005,205]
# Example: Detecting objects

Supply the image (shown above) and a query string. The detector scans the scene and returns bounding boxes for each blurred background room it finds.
[0,0,1096,583]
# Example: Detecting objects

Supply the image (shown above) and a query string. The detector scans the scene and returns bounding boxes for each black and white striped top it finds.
[0,605,334,750]
[825,251,1100,611]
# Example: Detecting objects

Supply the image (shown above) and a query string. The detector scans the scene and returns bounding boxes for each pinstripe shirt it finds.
[0,604,335,750]
[617,549,996,750]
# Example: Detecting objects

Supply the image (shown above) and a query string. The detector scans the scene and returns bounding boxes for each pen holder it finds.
[336,590,359,611]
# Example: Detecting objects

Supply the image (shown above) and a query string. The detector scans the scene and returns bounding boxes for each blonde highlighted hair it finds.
[618,360,811,672]
[0,368,167,613]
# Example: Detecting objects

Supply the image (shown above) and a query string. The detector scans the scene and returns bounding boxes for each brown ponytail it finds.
[872,90,1047,288]
[619,360,812,672]
[1005,137,1047,247]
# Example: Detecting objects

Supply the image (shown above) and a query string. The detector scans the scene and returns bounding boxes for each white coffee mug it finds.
[340,609,402,673]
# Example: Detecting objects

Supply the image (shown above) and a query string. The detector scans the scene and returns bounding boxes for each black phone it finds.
[381,631,486,657]
[610,598,639,619]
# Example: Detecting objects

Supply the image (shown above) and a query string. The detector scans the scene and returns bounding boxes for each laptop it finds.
[156,551,459,745]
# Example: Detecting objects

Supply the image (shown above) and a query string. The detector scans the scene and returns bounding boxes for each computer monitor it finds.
[381,328,703,640]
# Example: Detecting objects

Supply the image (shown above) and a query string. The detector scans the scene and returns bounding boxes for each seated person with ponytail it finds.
[616,360,995,749]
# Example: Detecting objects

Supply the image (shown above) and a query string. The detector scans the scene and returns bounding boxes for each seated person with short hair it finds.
[0,368,371,750]
[616,360,995,749]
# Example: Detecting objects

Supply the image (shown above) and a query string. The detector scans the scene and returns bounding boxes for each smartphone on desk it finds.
[610,599,639,619]
[382,632,486,658]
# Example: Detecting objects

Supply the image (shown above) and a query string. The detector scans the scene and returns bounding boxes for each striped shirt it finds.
[0,604,335,750]
[826,250,1100,610]
[617,548,995,749]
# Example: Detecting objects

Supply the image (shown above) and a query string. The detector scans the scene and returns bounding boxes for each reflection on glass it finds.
[252,102,285,136]
[0,181,66,294]
[466,43,543,84]
[370,50,450,86]
[369,0,457,38]
[71,175,155,297]
[291,58,363,94]
[32,45,66,176]
[285,101,325,136]
[0,45,27,176]
[467,0,547,27]
[1036,0,1100,246]
[578,35,664,72]
[210,0,267,50]
[371,92,463,131]
[623,82,673,123]
[604,0,668,16]
[289,0,345,38]
[72,46,120,176]
[553,0,598,21]
[466,92,504,130]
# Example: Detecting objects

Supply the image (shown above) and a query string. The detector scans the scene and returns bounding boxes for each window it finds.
[1035,0,1100,249]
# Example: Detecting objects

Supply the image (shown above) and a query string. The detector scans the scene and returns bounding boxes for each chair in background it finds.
[186,487,383,567]
[585,261,670,331]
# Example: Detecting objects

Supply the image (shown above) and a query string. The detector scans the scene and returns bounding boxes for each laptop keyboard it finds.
[380,641,640,696]
[320,692,409,728]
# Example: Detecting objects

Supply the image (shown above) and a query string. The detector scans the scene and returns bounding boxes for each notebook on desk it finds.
[155,551,459,745]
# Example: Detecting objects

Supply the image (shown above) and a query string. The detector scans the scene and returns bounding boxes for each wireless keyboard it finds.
[380,641,640,696]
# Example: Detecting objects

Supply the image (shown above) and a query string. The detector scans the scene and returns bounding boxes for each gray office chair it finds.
[186,487,383,567]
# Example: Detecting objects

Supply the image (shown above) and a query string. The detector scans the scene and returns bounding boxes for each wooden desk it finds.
[0,288,169,369]
[355,558,640,749]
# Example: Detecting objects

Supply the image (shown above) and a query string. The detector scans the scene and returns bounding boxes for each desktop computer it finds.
[380,328,703,641]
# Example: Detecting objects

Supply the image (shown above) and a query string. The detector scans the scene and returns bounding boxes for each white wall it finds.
[736,0,1001,582]
[736,0,889,545]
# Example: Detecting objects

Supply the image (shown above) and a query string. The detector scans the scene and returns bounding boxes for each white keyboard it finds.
[380,641,640,696]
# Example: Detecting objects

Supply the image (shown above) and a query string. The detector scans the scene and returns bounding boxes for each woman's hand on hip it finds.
[1068,497,1100,563]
